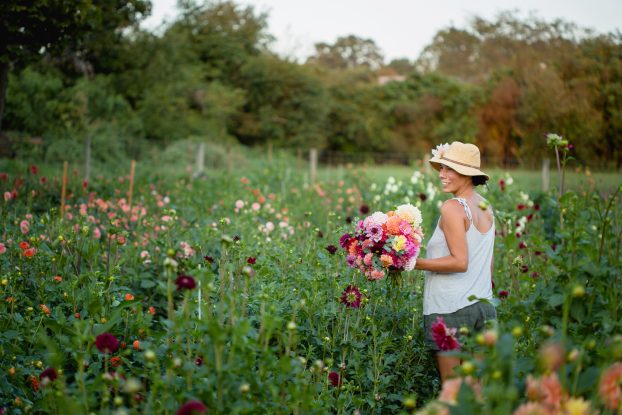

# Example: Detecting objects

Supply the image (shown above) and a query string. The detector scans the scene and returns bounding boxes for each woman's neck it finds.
[453,184,475,200]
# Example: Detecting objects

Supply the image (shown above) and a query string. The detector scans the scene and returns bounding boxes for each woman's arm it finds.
[415,200,469,273]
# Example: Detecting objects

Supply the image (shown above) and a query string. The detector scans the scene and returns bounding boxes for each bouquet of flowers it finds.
[340,203,424,281]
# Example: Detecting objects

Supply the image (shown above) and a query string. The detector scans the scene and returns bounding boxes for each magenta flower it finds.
[340,285,362,308]
[176,400,207,415]
[175,275,196,290]
[498,290,509,299]
[431,317,460,351]
[95,332,119,354]
[328,371,343,387]
[339,233,351,248]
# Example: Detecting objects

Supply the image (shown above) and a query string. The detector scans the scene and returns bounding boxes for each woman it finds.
[415,141,496,383]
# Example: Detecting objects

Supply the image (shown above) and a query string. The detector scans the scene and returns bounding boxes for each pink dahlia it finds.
[431,316,460,351]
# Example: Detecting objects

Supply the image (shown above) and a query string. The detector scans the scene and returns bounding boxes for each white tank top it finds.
[423,198,495,315]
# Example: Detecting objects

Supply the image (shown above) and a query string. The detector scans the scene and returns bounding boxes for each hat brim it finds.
[429,156,489,180]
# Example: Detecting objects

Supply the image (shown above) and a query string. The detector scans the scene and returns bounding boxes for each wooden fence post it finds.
[128,160,136,211]
[195,142,205,178]
[84,136,91,182]
[309,148,318,185]
[60,161,68,218]
[542,158,550,192]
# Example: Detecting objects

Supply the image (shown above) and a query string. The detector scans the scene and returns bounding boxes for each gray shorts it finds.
[423,301,497,351]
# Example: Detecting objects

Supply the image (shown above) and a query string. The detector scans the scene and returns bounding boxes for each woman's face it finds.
[438,164,470,193]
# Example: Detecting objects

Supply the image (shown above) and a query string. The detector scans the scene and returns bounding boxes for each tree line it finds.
[1,1,621,168]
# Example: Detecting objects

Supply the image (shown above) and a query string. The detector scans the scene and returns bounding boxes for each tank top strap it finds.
[453,197,473,224]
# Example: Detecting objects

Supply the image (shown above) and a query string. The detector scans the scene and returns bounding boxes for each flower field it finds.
[1,150,621,414]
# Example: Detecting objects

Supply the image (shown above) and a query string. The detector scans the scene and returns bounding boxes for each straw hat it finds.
[429,141,489,180]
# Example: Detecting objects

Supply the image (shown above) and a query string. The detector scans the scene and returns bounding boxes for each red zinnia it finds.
[95,332,119,354]
[176,400,207,415]
[328,371,343,387]
[340,285,362,308]
[175,275,196,290]
[431,316,460,351]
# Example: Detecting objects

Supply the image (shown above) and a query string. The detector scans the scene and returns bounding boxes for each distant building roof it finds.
[377,74,406,85]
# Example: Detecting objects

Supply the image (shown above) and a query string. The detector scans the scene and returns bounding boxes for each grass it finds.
[318,164,621,195]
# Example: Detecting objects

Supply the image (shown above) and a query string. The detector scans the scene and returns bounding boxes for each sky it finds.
[141,0,622,62]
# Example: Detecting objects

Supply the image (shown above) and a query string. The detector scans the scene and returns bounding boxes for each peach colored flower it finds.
[40,304,51,315]
[512,402,549,415]
[0,242,5,254]
[380,254,393,268]
[599,362,622,411]
[369,268,385,280]
[386,215,402,235]
[540,373,564,412]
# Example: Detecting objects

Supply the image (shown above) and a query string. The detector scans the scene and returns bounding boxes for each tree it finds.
[171,1,272,82]
[307,35,385,70]
[0,0,150,132]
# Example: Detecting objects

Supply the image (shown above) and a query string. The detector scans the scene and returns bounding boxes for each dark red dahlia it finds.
[175,275,196,290]
[325,245,338,255]
[359,204,369,215]
[246,256,256,264]
[498,290,509,299]
[95,332,119,354]
[340,285,362,308]
[328,371,343,387]
[39,367,58,383]
[176,400,207,415]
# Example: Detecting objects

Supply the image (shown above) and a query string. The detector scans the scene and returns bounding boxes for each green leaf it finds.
[548,293,565,307]
[140,279,156,288]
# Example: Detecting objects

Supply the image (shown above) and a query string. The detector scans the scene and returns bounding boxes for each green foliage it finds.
[0,144,621,413]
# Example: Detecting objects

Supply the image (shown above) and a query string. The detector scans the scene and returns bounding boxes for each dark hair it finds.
[472,175,488,186]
